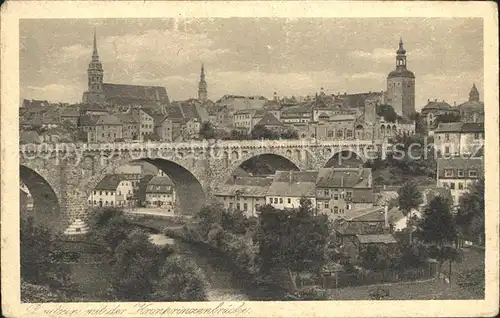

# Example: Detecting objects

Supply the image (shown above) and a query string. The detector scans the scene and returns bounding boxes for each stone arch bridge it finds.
[19,139,382,232]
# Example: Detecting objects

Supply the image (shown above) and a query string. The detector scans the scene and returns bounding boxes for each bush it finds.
[286,286,329,300]
[153,255,208,301]
[456,267,485,298]
[369,286,390,300]
[20,217,72,289]
[107,231,173,301]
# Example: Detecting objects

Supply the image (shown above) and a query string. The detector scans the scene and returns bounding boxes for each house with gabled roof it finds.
[266,170,318,210]
[88,174,136,208]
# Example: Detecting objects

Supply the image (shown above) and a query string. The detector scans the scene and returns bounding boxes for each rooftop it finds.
[266,171,318,197]
[316,168,372,188]
[434,122,484,133]
[95,174,125,191]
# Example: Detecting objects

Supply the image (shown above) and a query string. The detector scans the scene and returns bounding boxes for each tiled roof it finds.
[146,176,174,194]
[95,174,124,191]
[60,107,81,117]
[118,112,138,124]
[215,177,272,197]
[316,168,372,188]
[79,114,99,126]
[231,167,250,178]
[266,171,318,197]
[437,157,483,178]
[102,83,169,102]
[434,122,484,133]
[357,234,397,244]
[458,100,484,111]
[96,114,122,126]
[255,112,283,127]
[421,101,452,111]
[82,103,108,113]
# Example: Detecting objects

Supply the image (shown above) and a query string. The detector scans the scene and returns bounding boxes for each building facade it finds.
[315,168,374,220]
[436,157,484,206]
[266,171,318,210]
[88,174,135,208]
[434,122,484,156]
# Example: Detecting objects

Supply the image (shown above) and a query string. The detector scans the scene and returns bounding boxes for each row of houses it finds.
[229,92,415,141]
[214,167,378,220]
[87,169,177,212]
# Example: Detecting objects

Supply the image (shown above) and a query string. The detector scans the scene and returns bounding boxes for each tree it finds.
[397,181,423,243]
[108,231,173,301]
[199,121,217,140]
[409,111,426,135]
[20,217,73,289]
[251,124,279,140]
[153,255,208,301]
[255,198,330,288]
[416,196,457,276]
[376,104,398,122]
[455,179,485,245]
[194,203,224,240]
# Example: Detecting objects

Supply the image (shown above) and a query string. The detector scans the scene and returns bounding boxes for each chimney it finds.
[232,174,237,183]
[384,205,389,229]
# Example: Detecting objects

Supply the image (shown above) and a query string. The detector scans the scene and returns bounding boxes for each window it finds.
[88,200,92,204]
[279,198,283,204]
[457,169,464,177]
[93,200,96,205]
[317,202,322,209]
[94,190,97,195]
[324,189,330,196]
[229,203,233,209]
[243,203,248,211]
[269,198,273,203]
[333,206,338,214]
[474,133,480,140]
[346,130,353,138]
[346,204,352,210]
[346,191,352,200]
[333,193,339,200]
[442,182,448,188]
[288,198,291,204]
[274,198,278,204]
[105,191,108,196]
[450,183,455,190]
[444,146,450,154]
[327,131,334,138]
[236,203,240,210]
[469,170,478,177]
[444,169,454,177]
[458,183,464,190]
[324,203,329,209]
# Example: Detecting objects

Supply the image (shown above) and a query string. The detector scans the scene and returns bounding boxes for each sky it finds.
[20,18,483,110]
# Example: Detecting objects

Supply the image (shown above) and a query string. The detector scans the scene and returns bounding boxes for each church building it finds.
[386,38,415,118]
[82,31,170,107]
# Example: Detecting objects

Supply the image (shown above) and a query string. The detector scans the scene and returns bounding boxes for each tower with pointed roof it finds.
[469,83,480,102]
[198,63,207,101]
[82,29,105,103]
[386,37,415,117]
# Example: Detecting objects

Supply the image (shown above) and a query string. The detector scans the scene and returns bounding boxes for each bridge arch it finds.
[325,150,366,168]
[221,152,301,184]
[83,157,206,216]
[20,165,62,230]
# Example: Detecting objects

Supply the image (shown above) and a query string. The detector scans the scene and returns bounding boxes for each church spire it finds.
[396,36,407,68]
[93,28,99,57]
[198,63,207,101]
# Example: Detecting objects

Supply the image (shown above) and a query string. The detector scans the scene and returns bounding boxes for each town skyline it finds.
[21,18,483,109]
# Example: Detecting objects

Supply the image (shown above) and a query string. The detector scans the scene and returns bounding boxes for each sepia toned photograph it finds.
[2,1,499,317]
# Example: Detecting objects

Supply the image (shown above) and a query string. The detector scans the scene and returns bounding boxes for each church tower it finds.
[82,29,105,103]
[386,37,415,117]
[198,63,208,101]
[469,83,480,102]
